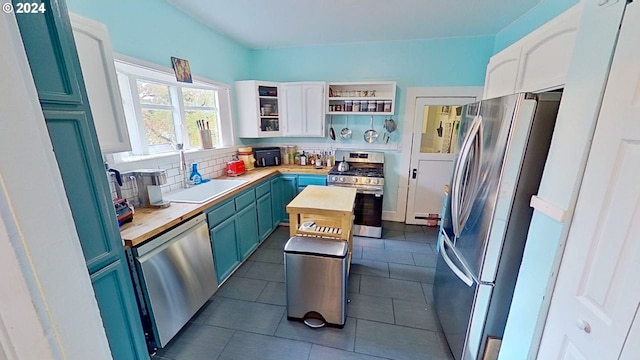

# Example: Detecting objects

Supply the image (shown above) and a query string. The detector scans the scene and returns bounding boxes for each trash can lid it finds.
[284,236,348,258]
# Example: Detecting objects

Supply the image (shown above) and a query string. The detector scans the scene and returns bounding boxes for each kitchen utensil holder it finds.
[200,129,213,149]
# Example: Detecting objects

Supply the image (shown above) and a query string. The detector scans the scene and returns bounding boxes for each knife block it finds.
[200,129,213,149]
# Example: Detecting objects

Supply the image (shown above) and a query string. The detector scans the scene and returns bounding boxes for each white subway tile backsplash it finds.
[166,168,179,177]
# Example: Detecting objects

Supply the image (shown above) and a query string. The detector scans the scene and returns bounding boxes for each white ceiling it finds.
[167,0,542,50]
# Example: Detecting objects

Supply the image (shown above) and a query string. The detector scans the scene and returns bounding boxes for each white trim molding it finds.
[530,195,567,223]
[382,210,396,222]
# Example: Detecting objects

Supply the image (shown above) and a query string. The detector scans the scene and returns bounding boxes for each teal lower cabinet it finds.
[297,175,327,193]
[210,216,240,284]
[236,202,259,259]
[280,175,298,223]
[257,193,273,242]
[270,177,283,228]
[91,260,149,360]
[207,173,323,283]
[255,181,273,241]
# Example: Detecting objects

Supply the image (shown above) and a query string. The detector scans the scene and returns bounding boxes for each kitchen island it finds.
[286,185,357,256]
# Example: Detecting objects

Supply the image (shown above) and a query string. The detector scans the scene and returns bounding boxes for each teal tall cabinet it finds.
[13,0,148,358]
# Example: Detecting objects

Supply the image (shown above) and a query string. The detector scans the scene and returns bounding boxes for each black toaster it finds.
[253,147,281,167]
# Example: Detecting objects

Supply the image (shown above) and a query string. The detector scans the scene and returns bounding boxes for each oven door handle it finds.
[358,190,383,196]
[327,184,383,196]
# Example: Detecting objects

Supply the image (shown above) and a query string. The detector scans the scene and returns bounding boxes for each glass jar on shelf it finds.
[384,100,392,112]
[345,100,353,112]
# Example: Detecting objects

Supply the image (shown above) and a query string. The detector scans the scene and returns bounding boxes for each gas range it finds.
[327,150,385,238]
[327,150,385,191]
[327,166,384,189]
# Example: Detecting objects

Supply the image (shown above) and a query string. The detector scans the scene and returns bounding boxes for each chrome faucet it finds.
[176,143,190,188]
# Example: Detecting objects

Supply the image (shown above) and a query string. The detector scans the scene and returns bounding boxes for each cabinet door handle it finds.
[412,169,417,179]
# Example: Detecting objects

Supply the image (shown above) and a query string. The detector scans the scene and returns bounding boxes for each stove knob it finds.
[352,178,358,183]
[366,179,371,184]
[331,176,338,182]
[373,179,379,185]
[339,177,345,182]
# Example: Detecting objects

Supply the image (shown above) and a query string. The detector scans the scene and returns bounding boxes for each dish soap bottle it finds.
[189,163,202,185]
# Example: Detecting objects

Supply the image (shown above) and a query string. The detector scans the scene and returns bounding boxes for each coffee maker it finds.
[122,169,171,208]
[137,169,170,208]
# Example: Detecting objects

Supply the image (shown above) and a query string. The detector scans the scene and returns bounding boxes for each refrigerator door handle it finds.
[451,117,477,236]
[439,230,474,287]
[458,120,484,234]
[452,115,483,238]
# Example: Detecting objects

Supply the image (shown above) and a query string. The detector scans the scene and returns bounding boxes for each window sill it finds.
[106,146,237,170]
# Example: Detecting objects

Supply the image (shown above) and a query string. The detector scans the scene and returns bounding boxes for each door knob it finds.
[576,320,591,334]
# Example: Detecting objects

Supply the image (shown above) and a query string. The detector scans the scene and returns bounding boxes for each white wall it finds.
[498,1,628,359]
[0,15,112,360]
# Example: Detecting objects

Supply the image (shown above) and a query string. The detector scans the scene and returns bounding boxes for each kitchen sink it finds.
[164,179,249,204]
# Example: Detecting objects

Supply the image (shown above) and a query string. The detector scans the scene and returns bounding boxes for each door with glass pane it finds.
[406,97,477,225]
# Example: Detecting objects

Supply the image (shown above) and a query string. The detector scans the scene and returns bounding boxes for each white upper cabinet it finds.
[483,46,521,100]
[70,13,131,153]
[281,82,325,137]
[482,4,582,99]
[236,80,282,138]
[516,5,581,93]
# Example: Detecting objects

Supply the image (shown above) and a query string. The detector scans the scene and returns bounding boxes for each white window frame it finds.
[112,54,235,161]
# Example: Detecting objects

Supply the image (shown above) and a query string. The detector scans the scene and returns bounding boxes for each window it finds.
[114,59,233,157]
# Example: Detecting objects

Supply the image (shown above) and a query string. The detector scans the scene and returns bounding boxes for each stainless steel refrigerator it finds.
[433,92,561,360]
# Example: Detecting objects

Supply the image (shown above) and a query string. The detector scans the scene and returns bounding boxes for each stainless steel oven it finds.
[353,190,383,237]
[327,150,385,238]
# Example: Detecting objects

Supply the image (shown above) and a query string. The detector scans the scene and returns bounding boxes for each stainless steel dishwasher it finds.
[133,214,217,348]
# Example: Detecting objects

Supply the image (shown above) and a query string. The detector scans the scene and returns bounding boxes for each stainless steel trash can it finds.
[284,236,348,328]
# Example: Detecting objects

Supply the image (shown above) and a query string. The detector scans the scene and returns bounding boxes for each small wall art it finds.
[171,57,192,83]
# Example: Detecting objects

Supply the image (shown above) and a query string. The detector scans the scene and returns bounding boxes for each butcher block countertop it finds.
[287,185,357,216]
[120,165,330,247]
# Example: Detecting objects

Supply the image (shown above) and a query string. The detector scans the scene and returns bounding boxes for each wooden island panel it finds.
[286,185,357,258]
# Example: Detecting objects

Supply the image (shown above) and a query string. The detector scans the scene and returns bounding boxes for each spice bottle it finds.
[300,151,307,166]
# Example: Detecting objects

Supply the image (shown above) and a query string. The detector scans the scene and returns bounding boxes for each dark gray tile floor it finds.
[154,222,454,360]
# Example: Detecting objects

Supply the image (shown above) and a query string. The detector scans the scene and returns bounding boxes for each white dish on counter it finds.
[164,179,249,204]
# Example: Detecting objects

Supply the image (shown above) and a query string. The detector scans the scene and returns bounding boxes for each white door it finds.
[537,3,640,359]
[406,97,477,225]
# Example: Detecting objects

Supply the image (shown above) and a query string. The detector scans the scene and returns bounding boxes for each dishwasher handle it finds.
[136,214,207,258]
